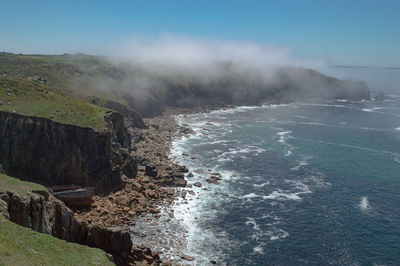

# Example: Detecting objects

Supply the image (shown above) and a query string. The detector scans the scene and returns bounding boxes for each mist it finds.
[107,35,325,78]
[69,35,370,116]
[321,66,400,95]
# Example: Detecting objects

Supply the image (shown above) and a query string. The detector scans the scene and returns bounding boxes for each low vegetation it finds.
[0,52,371,119]
[0,220,114,265]
[0,53,112,131]
[0,173,45,196]
[0,174,114,265]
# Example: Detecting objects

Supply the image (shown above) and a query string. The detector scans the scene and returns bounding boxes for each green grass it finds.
[0,174,46,196]
[0,76,108,131]
[0,53,134,116]
[0,54,120,265]
[0,220,114,266]
[0,173,114,265]
[0,53,134,130]
[0,53,129,103]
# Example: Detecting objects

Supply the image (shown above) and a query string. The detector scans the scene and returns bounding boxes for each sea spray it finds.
[150,100,400,265]
[359,196,371,212]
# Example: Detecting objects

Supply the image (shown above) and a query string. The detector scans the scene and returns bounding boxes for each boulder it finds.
[130,246,161,264]
[115,195,131,206]
[131,181,143,191]
[145,163,158,178]
[121,157,138,178]
[168,171,184,179]
[181,254,195,261]
[207,177,220,185]
[178,165,189,173]
[87,226,133,256]
[136,197,147,205]
[193,182,202,188]
[144,189,157,199]
[210,173,222,179]
[173,178,187,187]
[96,166,124,192]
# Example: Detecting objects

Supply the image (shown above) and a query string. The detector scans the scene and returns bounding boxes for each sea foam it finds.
[359,196,371,212]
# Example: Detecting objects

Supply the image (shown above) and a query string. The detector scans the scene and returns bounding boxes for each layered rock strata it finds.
[0,189,161,265]
[0,110,136,191]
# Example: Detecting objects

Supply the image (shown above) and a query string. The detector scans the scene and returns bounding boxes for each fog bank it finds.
[69,36,370,116]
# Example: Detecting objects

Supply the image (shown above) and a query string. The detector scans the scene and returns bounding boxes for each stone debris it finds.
[73,111,212,264]
[181,254,195,261]
[193,182,203,187]
[207,177,220,185]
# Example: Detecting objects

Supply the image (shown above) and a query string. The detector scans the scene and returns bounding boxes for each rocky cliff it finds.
[0,187,161,265]
[0,189,130,256]
[0,53,371,119]
[102,66,371,117]
[0,110,137,191]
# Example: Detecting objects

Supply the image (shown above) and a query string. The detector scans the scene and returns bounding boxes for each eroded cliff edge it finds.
[0,52,373,264]
[0,110,136,191]
[0,176,161,265]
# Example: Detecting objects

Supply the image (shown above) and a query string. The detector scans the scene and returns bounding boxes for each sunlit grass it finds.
[0,220,114,265]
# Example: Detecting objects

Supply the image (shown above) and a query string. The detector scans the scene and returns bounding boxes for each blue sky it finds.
[0,0,399,67]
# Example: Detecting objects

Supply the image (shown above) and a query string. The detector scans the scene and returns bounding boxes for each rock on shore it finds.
[0,186,161,265]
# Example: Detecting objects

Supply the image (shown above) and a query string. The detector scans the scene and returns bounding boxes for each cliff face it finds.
[0,189,161,264]
[0,189,131,261]
[115,67,371,117]
[0,110,136,190]
[103,100,146,129]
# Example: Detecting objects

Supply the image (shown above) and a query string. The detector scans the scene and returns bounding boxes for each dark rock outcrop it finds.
[0,163,4,174]
[0,189,161,265]
[120,67,371,117]
[145,163,158,178]
[0,198,9,219]
[104,100,146,129]
[374,91,392,102]
[0,190,130,253]
[104,111,131,147]
[0,111,137,190]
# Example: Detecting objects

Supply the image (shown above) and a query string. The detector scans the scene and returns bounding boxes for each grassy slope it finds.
[0,173,45,196]
[0,220,114,266]
[0,54,125,265]
[0,53,113,131]
[0,52,370,121]
[0,173,114,265]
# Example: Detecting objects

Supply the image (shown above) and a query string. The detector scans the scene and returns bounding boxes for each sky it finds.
[0,0,399,67]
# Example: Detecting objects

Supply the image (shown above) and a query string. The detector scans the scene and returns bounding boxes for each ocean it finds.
[168,98,400,265]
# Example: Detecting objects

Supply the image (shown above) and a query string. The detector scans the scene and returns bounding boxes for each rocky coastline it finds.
[73,110,203,264]
[0,103,223,265]
[0,52,373,265]
[73,105,237,264]
[1,100,374,265]
[0,110,185,265]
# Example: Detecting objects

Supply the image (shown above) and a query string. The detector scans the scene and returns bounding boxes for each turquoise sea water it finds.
[171,99,400,265]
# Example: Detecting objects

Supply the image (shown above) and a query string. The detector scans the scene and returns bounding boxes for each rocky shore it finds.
[74,113,188,224]
[0,52,373,265]
[0,104,223,265]
[72,111,203,264]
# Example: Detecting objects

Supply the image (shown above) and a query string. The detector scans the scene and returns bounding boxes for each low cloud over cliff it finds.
[69,35,370,116]
[109,34,323,77]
